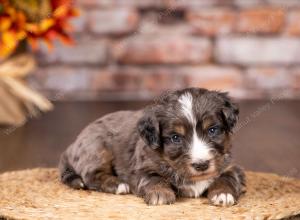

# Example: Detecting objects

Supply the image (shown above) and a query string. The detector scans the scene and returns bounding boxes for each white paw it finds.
[211,193,235,206]
[116,183,130,195]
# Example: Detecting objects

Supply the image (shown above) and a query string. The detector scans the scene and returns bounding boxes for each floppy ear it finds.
[137,110,160,149]
[219,93,239,131]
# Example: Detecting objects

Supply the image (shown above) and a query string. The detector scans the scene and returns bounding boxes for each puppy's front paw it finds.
[144,188,176,205]
[210,193,235,207]
[116,183,130,195]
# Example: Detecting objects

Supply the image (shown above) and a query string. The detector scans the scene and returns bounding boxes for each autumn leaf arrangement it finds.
[0,0,78,57]
[0,0,78,126]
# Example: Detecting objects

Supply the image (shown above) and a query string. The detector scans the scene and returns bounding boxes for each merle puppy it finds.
[59,88,245,206]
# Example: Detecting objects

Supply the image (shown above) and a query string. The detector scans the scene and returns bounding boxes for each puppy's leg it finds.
[136,176,176,205]
[82,167,130,195]
[81,149,130,195]
[59,153,85,189]
[207,165,245,206]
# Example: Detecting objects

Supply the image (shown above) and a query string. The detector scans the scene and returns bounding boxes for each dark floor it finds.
[0,100,299,178]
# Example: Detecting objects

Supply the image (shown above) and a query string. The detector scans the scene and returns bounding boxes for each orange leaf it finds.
[0,0,79,55]
[16,11,26,26]
[40,19,55,32]
[16,30,27,40]
[53,5,69,18]
[58,21,73,32]
[45,30,58,41]
[25,23,39,34]
[58,33,73,45]
[0,31,18,57]
[3,31,18,46]
[0,17,12,31]
[0,43,16,57]
[69,8,80,17]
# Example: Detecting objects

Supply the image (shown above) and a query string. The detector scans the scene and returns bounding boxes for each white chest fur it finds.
[180,179,214,198]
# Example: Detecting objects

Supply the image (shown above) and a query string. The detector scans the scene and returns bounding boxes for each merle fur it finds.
[59,88,246,205]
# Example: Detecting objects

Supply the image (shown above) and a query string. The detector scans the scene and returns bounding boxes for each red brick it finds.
[119,0,162,8]
[113,36,211,64]
[30,65,296,101]
[266,0,300,8]
[235,0,300,9]
[37,38,108,64]
[88,8,139,35]
[234,0,265,8]
[91,68,141,92]
[164,0,234,9]
[137,11,192,35]
[77,0,163,8]
[139,19,192,35]
[236,8,284,34]
[29,67,96,93]
[31,2,300,101]
[90,66,245,99]
[91,66,184,92]
[180,66,243,97]
[186,8,236,36]
[77,0,114,7]
[245,68,291,90]
[215,37,300,65]
[78,0,234,8]
[285,11,300,36]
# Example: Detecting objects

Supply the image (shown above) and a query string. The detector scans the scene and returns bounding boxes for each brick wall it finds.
[29,0,300,101]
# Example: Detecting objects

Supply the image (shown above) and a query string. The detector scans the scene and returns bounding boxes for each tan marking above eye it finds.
[202,118,216,130]
[173,125,186,136]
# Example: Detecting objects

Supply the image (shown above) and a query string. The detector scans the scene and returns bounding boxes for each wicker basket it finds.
[0,168,299,220]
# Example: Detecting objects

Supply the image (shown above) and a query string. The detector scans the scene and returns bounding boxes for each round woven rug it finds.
[0,168,299,220]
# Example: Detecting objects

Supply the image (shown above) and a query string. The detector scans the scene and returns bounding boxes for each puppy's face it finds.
[138,88,239,183]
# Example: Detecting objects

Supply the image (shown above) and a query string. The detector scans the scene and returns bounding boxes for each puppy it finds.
[59,88,245,206]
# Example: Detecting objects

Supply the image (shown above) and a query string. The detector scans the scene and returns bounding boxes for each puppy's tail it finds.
[59,153,85,189]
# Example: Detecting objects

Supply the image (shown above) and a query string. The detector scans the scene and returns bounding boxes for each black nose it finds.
[191,160,210,172]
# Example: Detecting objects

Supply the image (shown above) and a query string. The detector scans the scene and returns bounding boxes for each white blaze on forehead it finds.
[191,131,212,162]
[178,92,196,125]
[178,92,212,162]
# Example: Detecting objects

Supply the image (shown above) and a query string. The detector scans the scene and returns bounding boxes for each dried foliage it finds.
[0,0,79,58]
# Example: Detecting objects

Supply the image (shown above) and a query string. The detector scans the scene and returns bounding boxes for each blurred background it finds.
[0,0,299,178]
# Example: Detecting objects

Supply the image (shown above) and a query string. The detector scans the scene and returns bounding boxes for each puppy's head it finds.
[138,88,239,183]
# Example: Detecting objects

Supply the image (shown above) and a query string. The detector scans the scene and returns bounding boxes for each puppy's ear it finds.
[218,92,239,131]
[137,110,160,149]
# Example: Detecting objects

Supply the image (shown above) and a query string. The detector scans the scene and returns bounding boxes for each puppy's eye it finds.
[170,134,182,144]
[208,126,222,137]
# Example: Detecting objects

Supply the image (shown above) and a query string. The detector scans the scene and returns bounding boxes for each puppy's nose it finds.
[191,160,210,172]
